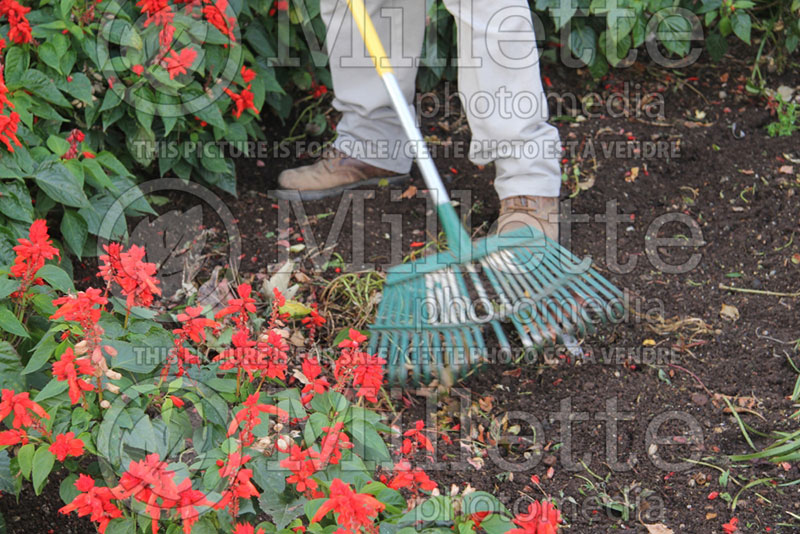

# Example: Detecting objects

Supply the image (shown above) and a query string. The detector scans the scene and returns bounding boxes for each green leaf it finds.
[104,518,136,534]
[38,42,62,74]
[19,70,72,107]
[62,73,93,104]
[568,24,597,65]
[656,11,692,56]
[96,151,133,178]
[60,210,88,258]
[22,334,60,375]
[46,135,71,157]
[36,264,75,293]
[279,300,312,318]
[258,493,307,530]
[0,450,14,495]
[0,277,18,300]
[4,47,29,86]
[32,447,55,495]
[33,160,90,208]
[461,491,508,515]
[59,473,80,505]
[33,377,68,403]
[706,32,728,61]
[0,181,34,223]
[0,341,24,390]
[0,306,28,338]
[17,444,35,479]
[731,12,751,44]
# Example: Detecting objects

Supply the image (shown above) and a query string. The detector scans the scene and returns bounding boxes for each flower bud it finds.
[100,400,111,409]
[105,382,120,394]
[276,435,291,452]
[73,340,89,355]
[273,423,284,433]
[105,369,122,380]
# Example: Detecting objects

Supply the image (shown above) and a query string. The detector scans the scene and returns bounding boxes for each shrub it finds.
[0,219,563,534]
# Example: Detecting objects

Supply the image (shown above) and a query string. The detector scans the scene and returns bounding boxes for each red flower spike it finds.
[50,432,85,461]
[311,478,385,531]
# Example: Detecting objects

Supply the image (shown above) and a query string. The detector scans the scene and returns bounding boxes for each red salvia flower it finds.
[0,428,27,445]
[402,420,434,454]
[300,356,329,404]
[0,0,32,44]
[0,111,21,151]
[98,243,161,309]
[51,288,107,327]
[386,460,437,492]
[215,283,256,327]
[241,66,256,84]
[174,305,219,344]
[281,444,320,493]
[0,389,49,429]
[722,518,739,534]
[52,347,96,404]
[216,452,259,515]
[223,85,259,118]
[311,478,385,533]
[227,393,289,446]
[233,523,266,534]
[50,432,85,461]
[507,501,562,534]
[351,353,386,403]
[317,422,353,468]
[257,329,289,380]
[162,47,197,79]
[203,0,236,41]
[165,478,211,534]
[10,220,60,294]
[59,474,123,534]
[0,64,14,112]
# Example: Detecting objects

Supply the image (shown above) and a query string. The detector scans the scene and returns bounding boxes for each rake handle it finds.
[345,0,472,258]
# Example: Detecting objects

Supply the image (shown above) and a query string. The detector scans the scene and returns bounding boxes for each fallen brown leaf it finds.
[779,165,795,175]
[401,185,418,199]
[719,303,740,322]
[644,523,674,534]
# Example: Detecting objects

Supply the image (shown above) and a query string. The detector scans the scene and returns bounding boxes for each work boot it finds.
[273,148,409,201]
[495,195,559,241]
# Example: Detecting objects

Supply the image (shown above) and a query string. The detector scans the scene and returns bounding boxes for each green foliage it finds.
[766,96,799,137]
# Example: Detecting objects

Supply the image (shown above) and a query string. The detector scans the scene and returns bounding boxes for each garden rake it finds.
[346,0,625,385]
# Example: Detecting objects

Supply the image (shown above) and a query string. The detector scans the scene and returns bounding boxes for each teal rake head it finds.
[340,0,624,387]
[369,214,625,386]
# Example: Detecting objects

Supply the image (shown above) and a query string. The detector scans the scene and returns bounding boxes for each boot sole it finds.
[269,174,410,201]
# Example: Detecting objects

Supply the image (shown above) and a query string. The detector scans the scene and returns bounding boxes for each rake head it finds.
[368,225,625,386]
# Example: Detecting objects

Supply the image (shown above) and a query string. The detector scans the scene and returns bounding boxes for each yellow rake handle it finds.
[346,0,393,76]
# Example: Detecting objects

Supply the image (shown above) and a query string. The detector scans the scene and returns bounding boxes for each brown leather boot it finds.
[495,195,559,241]
[273,149,409,200]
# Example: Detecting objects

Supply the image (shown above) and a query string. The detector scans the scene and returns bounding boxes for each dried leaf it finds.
[778,165,794,175]
[626,166,640,183]
[644,524,674,534]
[719,303,740,322]
[401,185,418,199]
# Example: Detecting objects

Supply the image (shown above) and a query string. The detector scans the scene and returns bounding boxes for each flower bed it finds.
[0,220,562,534]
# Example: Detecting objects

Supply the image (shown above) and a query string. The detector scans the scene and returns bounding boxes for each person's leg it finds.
[275,0,426,199]
[320,0,426,174]
[441,0,561,238]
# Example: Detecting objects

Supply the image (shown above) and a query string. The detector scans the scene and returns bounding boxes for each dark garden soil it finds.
[6,49,800,533]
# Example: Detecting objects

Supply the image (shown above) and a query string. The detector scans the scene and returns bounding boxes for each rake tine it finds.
[481,254,543,347]
[501,248,576,339]
[505,248,584,341]
[491,250,563,344]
